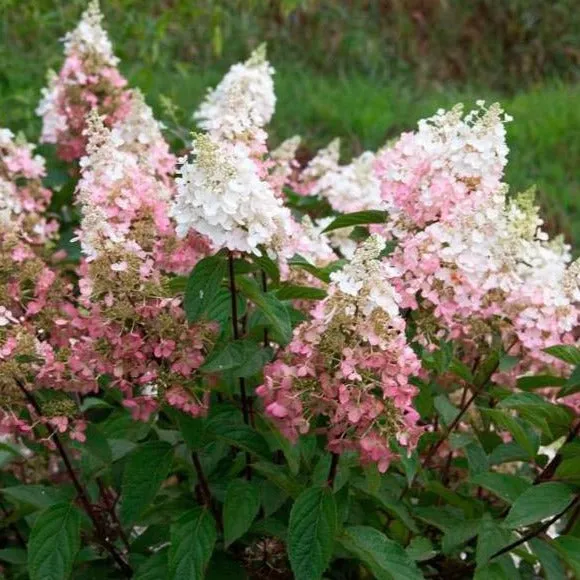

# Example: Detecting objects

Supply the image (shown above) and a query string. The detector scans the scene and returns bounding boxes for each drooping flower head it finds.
[258,235,423,472]
[194,44,275,146]
[36,1,131,161]
[172,132,292,255]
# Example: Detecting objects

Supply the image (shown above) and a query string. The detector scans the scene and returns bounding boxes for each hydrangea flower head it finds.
[36,0,131,161]
[258,235,423,472]
[171,132,292,255]
[194,44,275,144]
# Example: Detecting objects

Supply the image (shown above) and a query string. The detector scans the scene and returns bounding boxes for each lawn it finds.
[1,0,578,245]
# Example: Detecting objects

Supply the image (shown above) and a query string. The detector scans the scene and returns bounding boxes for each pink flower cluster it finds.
[258,236,424,472]
[36,1,131,161]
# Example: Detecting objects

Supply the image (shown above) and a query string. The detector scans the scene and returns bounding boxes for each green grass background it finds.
[1,0,578,244]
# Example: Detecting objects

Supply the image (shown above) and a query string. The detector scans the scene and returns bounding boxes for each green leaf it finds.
[2,485,74,510]
[28,503,81,580]
[470,472,531,504]
[476,514,513,568]
[201,339,272,378]
[171,409,205,451]
[83,423,112,464]
[322,210,389,233]
[207,413,271,459]
[552,536,580,577]
[252,253,280,286]
[276,284,327,301]
[338,526,424,580]
[0,548,27,565]
[224,479,261,547]
[288,487,337,580]
[529,538,567,580]
[134,549,168,580]
[169,509,217,580]
[482,409,538,457]
[406,537,437,562]
[465,441,489,477]
[253,461,303,498]
[184,254,227,322]
[236,277,293,345]
[287,255,332,283]
[120,441,174,524]
[503,482,576,529]
[557,365,580,398]
[544,345,580,365]
[517,375,567,390]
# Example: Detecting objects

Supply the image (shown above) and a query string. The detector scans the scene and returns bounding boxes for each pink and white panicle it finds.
[376,102,511,231]
[36,0,131,161]
[311,150,383,213]
[194,44,275,148]
[258,235,423,472]
[172,132,292,256]
[0,128,56,244]
[75,111,172,262]
[0,130,83,441]
[66,112,216,421]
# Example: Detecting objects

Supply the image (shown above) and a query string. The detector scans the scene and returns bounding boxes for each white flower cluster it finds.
[171,133,292,255]
[111,90,174,175]
[76,112,141,259]
[194,44,275,143]
[0,178,20,227]
[330,234,400,318]
[270,135,301,184]
[299,138,341,186]
[313,150,383,213]
[417,101,511,187]
[63,0,119,66]
[35,71,67,144]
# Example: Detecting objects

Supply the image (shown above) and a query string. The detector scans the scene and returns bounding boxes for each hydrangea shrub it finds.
[1,3,579,579]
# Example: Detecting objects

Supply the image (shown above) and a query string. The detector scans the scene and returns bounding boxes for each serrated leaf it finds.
[184,254,227,322]
[503,482,576,529]
[470,472,531,504]
[120,441,174,524]
[322,210,389,233]
[28,503,81,580]
[168,509,216,580]
[276,284,327,301]
[338,526,424,580]
[544,345,580,366]
[224,479,261,547]
[288,487,337,580]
